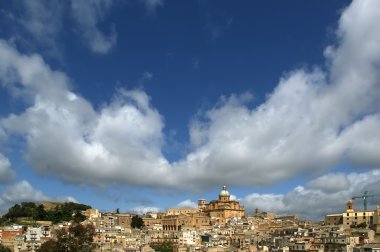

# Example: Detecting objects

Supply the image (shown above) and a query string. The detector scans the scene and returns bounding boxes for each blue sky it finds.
[0,0,380,219]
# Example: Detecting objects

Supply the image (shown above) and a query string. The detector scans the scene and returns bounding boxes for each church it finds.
[198,185,245,221]
[148,186,246,230]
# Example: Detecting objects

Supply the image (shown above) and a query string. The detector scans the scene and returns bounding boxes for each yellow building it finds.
[198,186,245,223]
[374,205,380,234]
[325,214,343,226]
[167,208,199,216]
[343,200,374,229]
[144,186,245,229]
[85,208,101,220]
[161,212,211,231]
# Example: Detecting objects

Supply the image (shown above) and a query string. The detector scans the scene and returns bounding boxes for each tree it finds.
[0,244,11,252]
[131,215,144,229]
[37,240,58,252]
[35,205,47,220]
[38,221,95,252]
[357,222,367,229]
[73,211,86,223]
[150,241,173,252]
[350,222,367,229]
[1,202,91,225]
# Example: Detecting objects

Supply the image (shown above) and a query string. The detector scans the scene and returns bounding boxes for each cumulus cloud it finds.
[70,0,117,54]
[56,196,78,203]
[1,180,49,203]
[176,199,198,209]
[0,180,77,213]
[241,169,380,220]
[306,173,350,193]
[130,206,162,214]
[176,0,380,188]
[0,153,15,182]
[0,0,380,198]
[0,39,170,187]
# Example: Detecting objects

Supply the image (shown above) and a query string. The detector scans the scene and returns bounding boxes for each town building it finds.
[374,206,380,234]
[167,208,199,215]
[198,186,245,223]
[343,200,374,229]
[325,214,343,226]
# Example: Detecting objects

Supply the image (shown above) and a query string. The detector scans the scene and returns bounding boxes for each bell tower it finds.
[346,200,354,212]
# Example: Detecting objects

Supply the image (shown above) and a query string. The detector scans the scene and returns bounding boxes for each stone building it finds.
[343,200,374,229]
[198,186,245,223]
[372,205,380,234]
[144,186,245,230]
[161,212,211,231]
[167,208,199,216]
[325,214,343,226]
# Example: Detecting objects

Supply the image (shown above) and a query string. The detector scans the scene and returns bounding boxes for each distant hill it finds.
[39,201,70,211]
[1,201,91,224]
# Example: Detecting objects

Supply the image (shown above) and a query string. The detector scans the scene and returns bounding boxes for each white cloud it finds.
[56,196,78,203]
[71,0,117,54]
[0,39,170,187]
[0,0,380,197]
[241,169,380,220]
[1,180,49,203]
[176,199,198,209]
[4,0,117,55]
[7,0,65,57]
[130,206,162,214]
[0,153,15,182]
[0,180,77,213]
[175,0,380,189]
[19,1,62,36]
[242,193,286,214]
[306,173,350,193]
[230,194,237,201]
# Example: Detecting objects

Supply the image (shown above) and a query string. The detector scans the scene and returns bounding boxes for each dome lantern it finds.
[219,185,230,201]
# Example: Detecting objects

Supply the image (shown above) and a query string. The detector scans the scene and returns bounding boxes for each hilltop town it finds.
[1,186,380,252]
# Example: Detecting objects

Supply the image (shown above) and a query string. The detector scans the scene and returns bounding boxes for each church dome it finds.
[219,185,230,197]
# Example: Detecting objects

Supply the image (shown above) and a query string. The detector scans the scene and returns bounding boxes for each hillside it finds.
[1,201,91,224]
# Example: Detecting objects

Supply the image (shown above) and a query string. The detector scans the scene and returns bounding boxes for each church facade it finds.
[145,186,245,230]
[198,186,245,222]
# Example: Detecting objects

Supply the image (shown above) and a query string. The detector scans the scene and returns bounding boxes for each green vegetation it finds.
[36,240,58,252]
[131,215,144,229]
[1,202,91,224]
[150,242,173,252]
[0,244,12,252]
[350,222,367,229]
[38,220,95,252]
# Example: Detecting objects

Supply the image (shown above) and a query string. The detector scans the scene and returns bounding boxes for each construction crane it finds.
[352,191,380,211]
